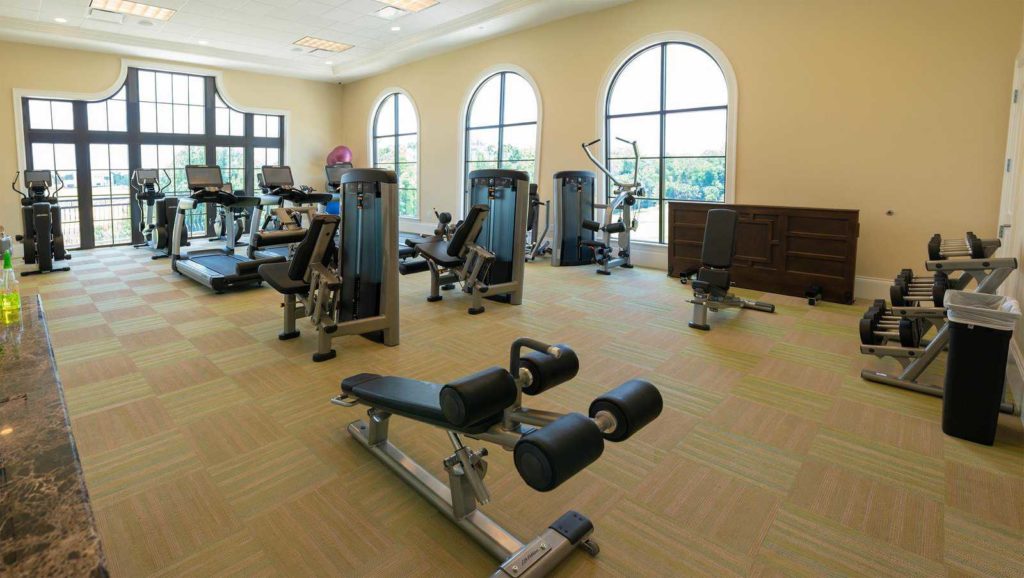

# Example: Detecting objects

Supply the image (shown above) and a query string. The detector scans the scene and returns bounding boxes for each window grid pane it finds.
[464,73,539,186]
[373,93,419,218]
[140,71,206,134]
[604,41,729,243]
[30,142,80,249]
[24,68,284,248]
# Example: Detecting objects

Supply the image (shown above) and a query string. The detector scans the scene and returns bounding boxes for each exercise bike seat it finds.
[341,368,516,435]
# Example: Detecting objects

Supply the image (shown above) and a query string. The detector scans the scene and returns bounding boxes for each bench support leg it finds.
[280,294,300,340]
[346,418,598,576]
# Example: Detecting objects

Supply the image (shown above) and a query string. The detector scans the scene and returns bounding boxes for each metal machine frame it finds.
[861,256,1019,414]
[581,138,644,275]
[302,169,400,361]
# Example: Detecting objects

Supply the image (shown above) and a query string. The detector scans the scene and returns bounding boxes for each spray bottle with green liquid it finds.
[1,250,21,316]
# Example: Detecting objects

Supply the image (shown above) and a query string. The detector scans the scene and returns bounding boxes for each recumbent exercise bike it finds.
[11,170,70,276]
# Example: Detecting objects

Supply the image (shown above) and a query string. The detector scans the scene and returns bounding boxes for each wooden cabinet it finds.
[667,202,860,304]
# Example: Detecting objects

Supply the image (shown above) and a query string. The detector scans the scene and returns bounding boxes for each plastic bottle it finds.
[1,250,21,315]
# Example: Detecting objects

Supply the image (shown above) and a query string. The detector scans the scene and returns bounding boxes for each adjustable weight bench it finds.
[687,209,776,330]
[401,204,497,314]
[331,338,663,577]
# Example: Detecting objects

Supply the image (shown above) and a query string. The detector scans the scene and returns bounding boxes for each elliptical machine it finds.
[580,138,645,275]
[131,168,180,259]
[11,170,70,276]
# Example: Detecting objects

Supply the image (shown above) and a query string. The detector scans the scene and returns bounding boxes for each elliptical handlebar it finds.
[11,171,25,198]
[53,171,64,195]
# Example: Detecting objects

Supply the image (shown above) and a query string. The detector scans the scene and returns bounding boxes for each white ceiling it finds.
[0,0,629,82]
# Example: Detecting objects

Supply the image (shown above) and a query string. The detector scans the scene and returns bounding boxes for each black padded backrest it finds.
[439,366,517,427]
[448,204,489,257]
[287,214,339,280]
[701,209,737,269]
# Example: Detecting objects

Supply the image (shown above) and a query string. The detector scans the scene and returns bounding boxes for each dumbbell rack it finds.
[861,234,1018,415]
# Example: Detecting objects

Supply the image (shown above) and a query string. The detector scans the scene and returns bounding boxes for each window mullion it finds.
[659,42,668,244]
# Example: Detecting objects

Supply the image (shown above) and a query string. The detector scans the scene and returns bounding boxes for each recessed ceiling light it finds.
[54,17,68,23]
[377,0,438,13]
[375,6,405,20]
[89,0,176,21]
[325,61,333,65]
[197,40,208,45]
[293,36,353,52]
[390,26,401,31]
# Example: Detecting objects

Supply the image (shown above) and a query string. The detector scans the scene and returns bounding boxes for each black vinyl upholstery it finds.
[701,209,738,269]
[447,204,488,257]
[341,373,505,434]
[259,262,308,294]
[416,241,464,267]
[259,214,338,295]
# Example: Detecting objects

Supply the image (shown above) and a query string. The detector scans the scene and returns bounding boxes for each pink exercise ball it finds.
[327,145,353,165]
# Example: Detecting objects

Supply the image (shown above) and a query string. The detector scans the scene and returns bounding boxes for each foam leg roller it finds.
[588,379,663,442]
[519,344,580,396]
[514,413,604,492]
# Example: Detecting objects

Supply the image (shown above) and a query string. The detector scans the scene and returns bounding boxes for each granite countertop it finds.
[0,296,107,577]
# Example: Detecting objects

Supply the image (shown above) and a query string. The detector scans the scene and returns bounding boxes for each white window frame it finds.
[458,64,543,214]
[367,87,422,221]
[596,31,739,236]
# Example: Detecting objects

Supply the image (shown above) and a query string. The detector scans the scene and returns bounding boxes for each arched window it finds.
[464,71,539,184]
[605,41,732,243]
[372,92,419,218]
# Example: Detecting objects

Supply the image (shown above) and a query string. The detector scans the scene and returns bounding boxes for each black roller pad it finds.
[514,413,604,492]
[588,379,663,442]
[440,367,517,427]
[519,345,579,396]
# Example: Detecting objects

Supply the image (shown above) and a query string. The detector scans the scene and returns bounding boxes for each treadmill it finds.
[170,165,285,292]
[248,165,333,260]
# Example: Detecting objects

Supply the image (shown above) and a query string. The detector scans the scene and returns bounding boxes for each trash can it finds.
[942,290,1021,445]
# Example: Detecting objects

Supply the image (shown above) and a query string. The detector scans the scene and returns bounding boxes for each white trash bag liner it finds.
[944,290,1021,331]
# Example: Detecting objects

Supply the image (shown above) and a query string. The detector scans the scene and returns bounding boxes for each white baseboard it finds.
[854,276,891,301]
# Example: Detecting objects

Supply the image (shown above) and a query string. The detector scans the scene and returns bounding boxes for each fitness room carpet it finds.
[15,246,1024,577]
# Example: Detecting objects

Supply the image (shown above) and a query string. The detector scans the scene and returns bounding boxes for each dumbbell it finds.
[890,270,949,307]
[927,233,985,260]
[859,303,924,347]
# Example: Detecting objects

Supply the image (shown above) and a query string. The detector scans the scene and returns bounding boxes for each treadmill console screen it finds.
[136,169,159,183]
[325,163,353,187]
[262,166,294,188]
[186,166,224,190]
[24,170,52,187]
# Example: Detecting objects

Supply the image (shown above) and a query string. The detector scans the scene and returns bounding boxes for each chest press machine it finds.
[332,337,663,577]
[686,209,776,330]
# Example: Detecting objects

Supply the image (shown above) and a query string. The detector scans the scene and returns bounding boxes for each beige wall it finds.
[0,40,344,239]
[336,0,1023,280]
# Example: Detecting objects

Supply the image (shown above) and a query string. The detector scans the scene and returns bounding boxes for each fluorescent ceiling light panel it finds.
[89,0,176,21]
[377,0,439,13]
[375,6,406,20]
[293,36,353,52]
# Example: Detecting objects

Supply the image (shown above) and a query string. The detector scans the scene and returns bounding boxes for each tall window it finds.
[605,42,730,243]
[21,67,285,249]
[372,92,418,218]
[464,71,538,184]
